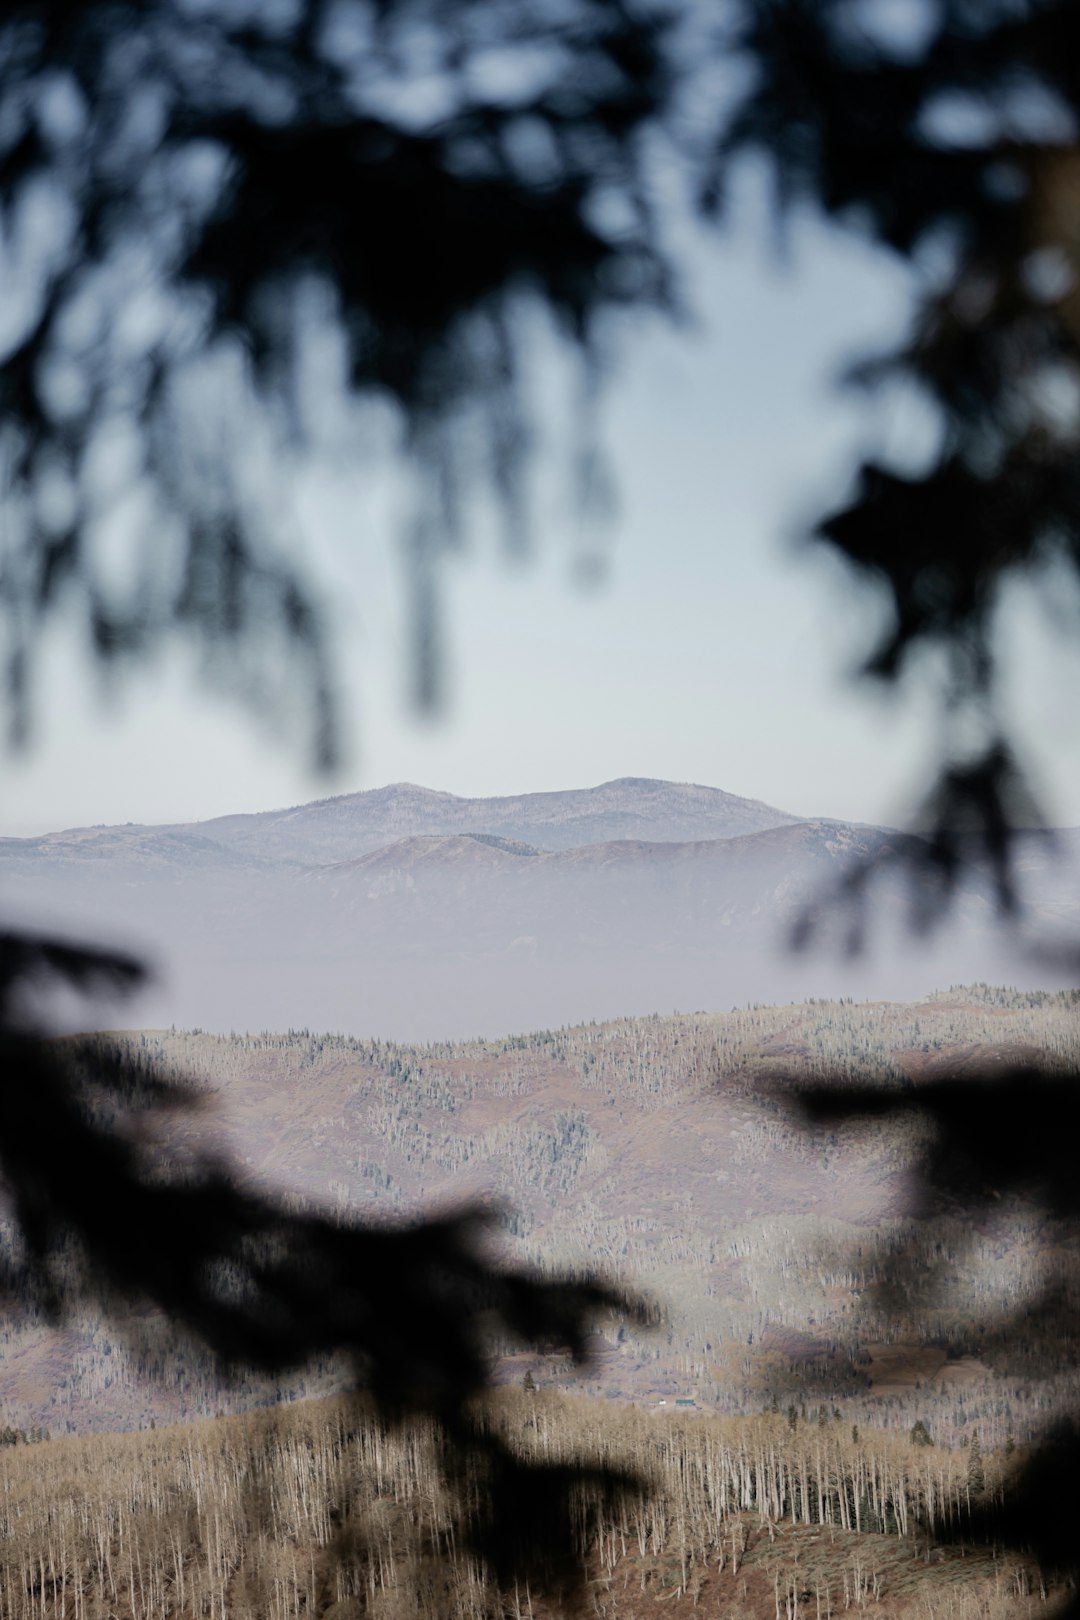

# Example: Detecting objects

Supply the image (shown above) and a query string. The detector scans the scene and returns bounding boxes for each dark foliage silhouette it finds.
[0,934,646,1597]
[3,0,1076,872]
[719,4,1080,1603]
[0,0,673,1595]
[715,0,1080,930]
[794,1063,1080,1606]
[2,0,1080,1605]
[0,0,671,738]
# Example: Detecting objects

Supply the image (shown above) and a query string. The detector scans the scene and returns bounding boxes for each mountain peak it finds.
[188,777,800,862]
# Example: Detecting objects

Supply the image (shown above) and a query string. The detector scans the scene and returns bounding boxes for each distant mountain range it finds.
[0,778,802,874]
[0,779,1075,1039]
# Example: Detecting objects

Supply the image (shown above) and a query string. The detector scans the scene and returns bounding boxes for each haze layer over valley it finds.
[0,779,1074,1039]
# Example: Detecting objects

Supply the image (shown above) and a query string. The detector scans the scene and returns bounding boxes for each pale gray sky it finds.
[3,177,1078,837]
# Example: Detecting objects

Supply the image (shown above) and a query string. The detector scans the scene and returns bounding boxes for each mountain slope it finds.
[2,989,1077,1439]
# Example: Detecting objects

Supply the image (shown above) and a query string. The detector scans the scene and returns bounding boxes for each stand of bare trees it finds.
[0,1391,1050,1620]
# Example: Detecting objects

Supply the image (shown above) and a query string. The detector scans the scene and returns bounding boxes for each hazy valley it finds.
[1,779,1075,1039]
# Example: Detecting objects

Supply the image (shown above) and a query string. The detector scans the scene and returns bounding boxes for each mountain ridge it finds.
[0,777,804,876]
[194,776,806,862]
[1,781,1075,1041]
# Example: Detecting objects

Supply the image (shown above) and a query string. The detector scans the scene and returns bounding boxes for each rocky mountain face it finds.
[0,780,1073,1040]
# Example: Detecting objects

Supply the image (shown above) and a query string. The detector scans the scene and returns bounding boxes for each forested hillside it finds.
[2,988,1077,1452]
[0,1391,1053,1620]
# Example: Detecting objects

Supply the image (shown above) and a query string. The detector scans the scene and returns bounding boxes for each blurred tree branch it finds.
[3,0,1080,1602]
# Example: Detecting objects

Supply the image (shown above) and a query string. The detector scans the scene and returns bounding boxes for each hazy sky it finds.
[3,173,1079,837]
